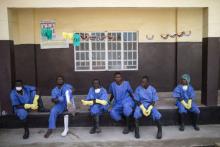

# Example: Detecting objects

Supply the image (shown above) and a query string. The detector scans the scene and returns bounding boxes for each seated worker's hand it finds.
[51,98,59,104]
[95,99,108,106]
[181,100,190,109]
[24,104,38,110]
[81,100,94,106]
[145,105,153,116]
[24,104,32,109]
[139,104,149,117]
[186,99,192,109]
[30,104,38,110]
[67,102,72,110]
[67,102,76,115]
[33,95,40,106]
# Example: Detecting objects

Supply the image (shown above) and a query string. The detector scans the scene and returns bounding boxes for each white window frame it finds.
[74,31,139,72]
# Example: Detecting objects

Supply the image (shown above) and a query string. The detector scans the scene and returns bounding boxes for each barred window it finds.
[74,32,138,71]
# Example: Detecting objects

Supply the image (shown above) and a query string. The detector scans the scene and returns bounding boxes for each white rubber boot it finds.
[61,115,69,137]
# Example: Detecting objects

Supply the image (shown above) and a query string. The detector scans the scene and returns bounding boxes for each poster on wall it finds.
[40,20,56,40]
[40,20,69,49]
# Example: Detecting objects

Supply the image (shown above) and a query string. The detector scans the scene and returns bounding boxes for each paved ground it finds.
[0,125,220,147]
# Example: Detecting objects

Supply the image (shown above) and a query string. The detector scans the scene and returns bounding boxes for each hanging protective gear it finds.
[61,115,69,137]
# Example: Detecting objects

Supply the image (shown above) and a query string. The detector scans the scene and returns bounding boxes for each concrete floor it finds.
[0,125,220,147]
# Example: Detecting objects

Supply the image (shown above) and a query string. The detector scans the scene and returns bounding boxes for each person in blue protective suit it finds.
[173,74,200,131]
[133,76,162,139]
[109,72,135,134]
[81,79,109,134]
[10,80,45,139]
[44,76,74,138]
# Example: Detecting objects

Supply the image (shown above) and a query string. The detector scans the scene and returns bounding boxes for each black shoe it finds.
[179,113,185,131]
[123,126,130,134]
[44,129,52,138]
[192,113,200,131]
[122,117,130,134]
[22,119,29,139]
[193,124,200,131]
[89,127,96,134]
[23,128,29,139]
[156,120,162,139]
[179,124,185,131]
[96,127,102,133]
[95,115,101,133]
[134,119,140,139]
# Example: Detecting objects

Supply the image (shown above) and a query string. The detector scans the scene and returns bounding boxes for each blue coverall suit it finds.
[134,85,161,121]
[173,84,200,114]
[48,83,73,129]
[109,81,135,121]
[86,87,109,116]
[10,85,36,120]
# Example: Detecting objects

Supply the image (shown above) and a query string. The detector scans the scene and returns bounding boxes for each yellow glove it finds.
[24,104,32,109]
[62,32,73,40]
[186,99,192,109]
[181,100,189,109]
[146,105,153,116]
[24,104,38,110]
[139,104,149,117]
[95,99,108,106]
[30,104,38,110]
[81,100,94,106]
[67,102,72,109]
[33,95,39,106]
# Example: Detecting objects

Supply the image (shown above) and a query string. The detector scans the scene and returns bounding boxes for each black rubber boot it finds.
[95,115,101,133]
[156,120,162,139]
[134,119,140,139]
[179,113,185,131]
[22,119,29,139]
[192,113,200,131]
[90,116,96,134]
[44,129,52,138]
[122,117,130,134]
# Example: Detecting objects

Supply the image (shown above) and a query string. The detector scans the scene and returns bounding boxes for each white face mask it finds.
[182,85,188,91]
[16,87,22,91]
[95,88,101,93]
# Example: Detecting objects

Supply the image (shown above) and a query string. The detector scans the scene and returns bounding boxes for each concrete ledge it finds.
[1,106,220,128]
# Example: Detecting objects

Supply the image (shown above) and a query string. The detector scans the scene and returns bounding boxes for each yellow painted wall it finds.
[10,8,203,44]
[1,0,220,41]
